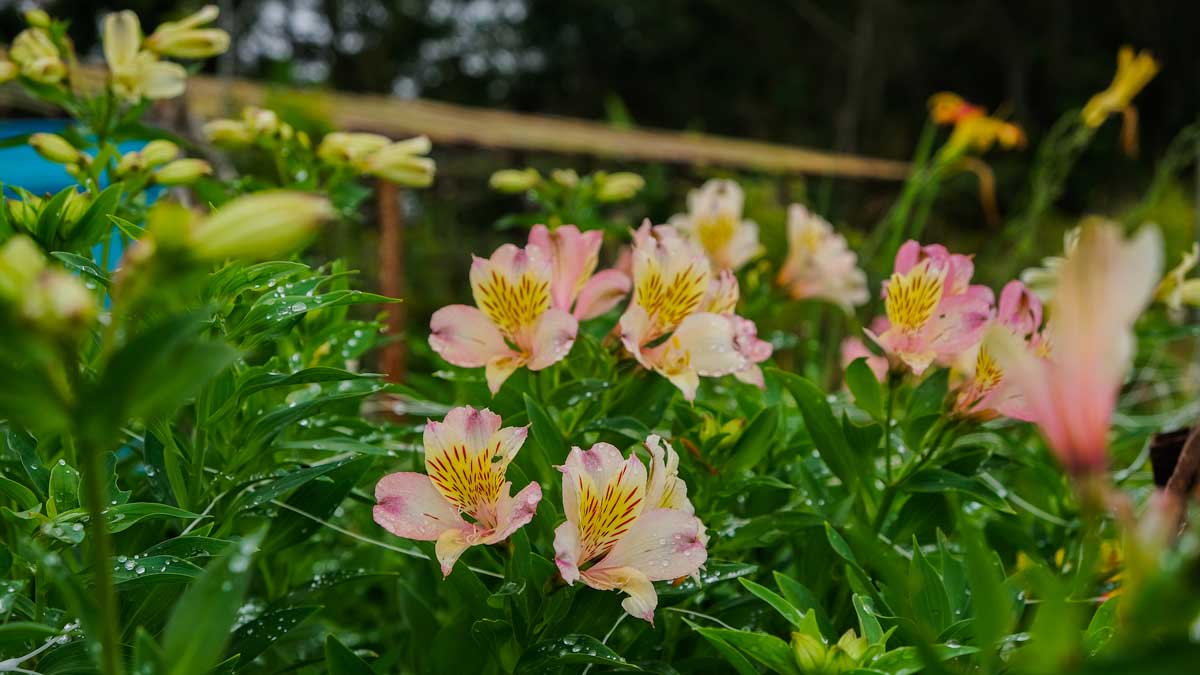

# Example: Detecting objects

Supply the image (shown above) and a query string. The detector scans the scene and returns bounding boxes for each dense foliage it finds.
[2,7,1200,675]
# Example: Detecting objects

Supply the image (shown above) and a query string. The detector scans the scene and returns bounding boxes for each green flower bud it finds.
[24,9,52,28]
[791,632,828,673]
[6,198,40,231]
[23,270,97,335]
[141,140,180,168]
[202,119,252,147]
[551,168,579,188]
[489,168,541,193]
[595,171,645,202]
[62,190,91,224]
[29,133,80,164]
[0,60,18,84]
[154,158,212,185]
[189,191,334,261]
[0,235,46,300]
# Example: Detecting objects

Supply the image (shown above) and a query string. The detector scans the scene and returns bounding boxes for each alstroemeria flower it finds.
[989,221,1162,476]
[669,179,763,271]
[776,204,869,312]
[619,223,751,400]
[928,92,1026,157]
[953,281,1047,419]
[1020,227,1081,302]
[841,317,890,382]
[373,406,542,576]
[701,271,772,388]
[430,244,578,394]
[867,240,993,376]
[553,437,707,622]
[1081,47,1159,129]
[527,224,631,320]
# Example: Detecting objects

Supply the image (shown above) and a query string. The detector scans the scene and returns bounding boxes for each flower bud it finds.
[145,6,229,59]
[62,190,91,224]
[23,270,97,335]
[595,171,645,202]
[242,107,281,137]
[834,629,868,663]
[790,632,827,673]
[154,158,213,185]
[489,168,541,193]
[24,9,52,28]
[141,139,181,167]
[551,169,579,188]
[189,191,334,261]
[203,119,252,147]
[317,131,390,165]
[0,60,18,84]
[0,235,46,300]
[146,201,195,252]
[10,28,66,84]
[5,198,40,231]
[115,151,143,176]
[363,139,436,187]
[29,133,80,164]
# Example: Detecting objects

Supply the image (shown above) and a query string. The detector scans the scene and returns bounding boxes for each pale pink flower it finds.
[701,271,772,388]
[988,222,1162,476]
[618,223,759,400]
[373,406,542,576]
[669,179,763,271]
[553,436,707,623]
[429,244,577,393]
[776,204,869,312]
[527,224,631,320]
[867,240,994,375]
[841,318,890,383]
[954,281,1046,419]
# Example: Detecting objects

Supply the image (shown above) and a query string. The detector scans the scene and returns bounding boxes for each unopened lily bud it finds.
[551,169,579,188]
[154,158,212,185]
[23,270,97,335]
[364,140,435,187]
[9,28,65,84]
[0,61,18,84]
[835,630,868,663]
[0,235,45,300]
[29,133,80,164]
[146,201,196,252]
[790,632,827,672]
[141,139,180,167]
[317,131,390,165]
[24,9,52,29]
[115,151,142,176]
[190,191,334,261]
[242,107,281,137]
[145,5,229,59]
[203,119,252,147]
[62,191,91,224]
[595,171,645,202]
[489,168,540,193]
[5,198,40,231]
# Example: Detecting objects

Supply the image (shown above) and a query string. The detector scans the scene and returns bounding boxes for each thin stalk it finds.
[80,442,123,675]
[883,374,896,482]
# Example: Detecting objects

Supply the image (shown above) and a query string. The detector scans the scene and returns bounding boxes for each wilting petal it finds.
[594,508,707,582]
[574,269,631,320]
[483,481,542,544]
[553,520,583,584]
[528,224,602,311]
[435,528,475,577]
[429,306,508,367]
[373,472,464,541]
[581,565,658,623]
[527,308,578,370]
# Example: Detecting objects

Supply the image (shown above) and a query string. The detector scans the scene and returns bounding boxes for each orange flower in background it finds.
[928,92,1026,156]
[1081,47,1159,129]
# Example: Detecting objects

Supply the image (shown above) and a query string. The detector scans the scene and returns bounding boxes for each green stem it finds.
[80,441,123,675]
[883,375,895,483]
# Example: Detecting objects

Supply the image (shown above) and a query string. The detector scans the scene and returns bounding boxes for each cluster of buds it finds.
[316,132,435,187]
[1,10,68,85]
[790,622,871,674]
[0,236,97,339]
[489,167,645,203]
[4,190,92,237]
[103,6,229,102]
[203,107,308,149]
[114,139,211,185]
[28,133,90,179]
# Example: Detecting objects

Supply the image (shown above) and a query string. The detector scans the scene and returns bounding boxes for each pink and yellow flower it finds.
[669,179,763,271]
[553,436,707,622]
[841,317,890,383]
[619,223,767,400]
[430,244,578,394]
[953,281,1046,419]
[373,406,542,575]
[776,204,869,312]
[527,224,631,320]
[988,221,1162,476]
[867,240,993,375]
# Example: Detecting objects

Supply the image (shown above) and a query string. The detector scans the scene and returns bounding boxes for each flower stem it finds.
[80,443,123,675]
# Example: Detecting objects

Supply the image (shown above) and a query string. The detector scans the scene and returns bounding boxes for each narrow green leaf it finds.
[325,634,375,675]
[846,358,884,418]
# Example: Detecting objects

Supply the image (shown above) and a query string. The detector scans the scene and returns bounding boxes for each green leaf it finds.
[66,183,124,251]
[906,469,1014,513]
[1084,596,1120,656]
[232,458,358,512]
[909,539,953,633]
[869,643,978,675]
[111,555,203,586]
[51,251,111,287]
[237,367,377,398]
[325,634,375,675]
[516,634,640,673]
[725,405,780,473]
[226,606,320,666]
[854,594,885,645]
[142,536,233,559]
[162,532,263,675]
[846,358,884,419]
[686,619,760,675]
[739,577,806,629]
[47,461,80,515]
[773,572,834,639]
[523,393,563,483]
[657,560,758,599]
[0,475,38,510]
[103,502,204,533]
[263,456,373,551]
[692,627,801,675]
[6,430,50,498]
[772,369,860,492]
[907,368,949,420]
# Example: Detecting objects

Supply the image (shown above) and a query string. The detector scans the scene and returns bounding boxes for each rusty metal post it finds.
[378,180,406,382]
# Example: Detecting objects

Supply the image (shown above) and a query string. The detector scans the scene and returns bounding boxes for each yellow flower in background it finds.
[103,11,188,102]
[929,92,1025,157]
[1156,243,1200,320]
[8,27,66,84]
[1081,47,1159,129]
[489,168,541,193]
[317,132,435,187]
[143,5,229,59]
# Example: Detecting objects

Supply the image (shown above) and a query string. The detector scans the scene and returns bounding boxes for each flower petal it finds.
[528,224,603,311]
[643,435,693,513]
[373,472,463,541]
[483,481,542,544]
[581,565,658,623]
[574,269,631,320]
[553,520,583,584]
[435,528,473,577]
[103,11,142,70]
[558,443,648,564]
[672,313,747,376]
[594,508,707,582]
[485,353,525,394]
[429,304,512,368]
[527,308,578,370]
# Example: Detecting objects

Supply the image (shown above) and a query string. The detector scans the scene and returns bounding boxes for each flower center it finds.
[426,442,505,521]
[696,212,738,255]
[885,262,945,331]
[475,268,550,340]
[575,465,645,562]
[636,264,708,336]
